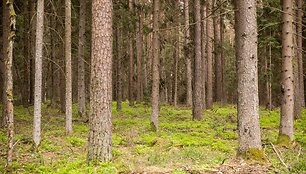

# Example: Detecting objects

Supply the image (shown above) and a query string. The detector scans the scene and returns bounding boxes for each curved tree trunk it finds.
[235,0,262,154]
[88,0,113,162]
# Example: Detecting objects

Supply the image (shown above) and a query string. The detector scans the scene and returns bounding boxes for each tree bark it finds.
[78,0,87,117]
[151,0,160,131]
[129,0,134,106]
[214,0,222,103]
[116,25,122,111]
[279,0,294,141]
[1,0,9,128]
[23,0,30,108]
[297,0,304,108]
[235,0,262,154]
[201,4,206,110]
[206,0,213,109]
[136,4,143,102]
[33,0,44,148]
[65,0,73,134]
[5,0,15,169]
[184,0,192,106]
[88,0,112,162]
[192,0,203,121]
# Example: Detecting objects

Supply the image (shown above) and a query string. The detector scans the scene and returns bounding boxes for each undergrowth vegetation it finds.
[0,102,305,173]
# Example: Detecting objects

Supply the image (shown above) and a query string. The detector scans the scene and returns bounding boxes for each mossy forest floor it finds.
[0,102,305,173]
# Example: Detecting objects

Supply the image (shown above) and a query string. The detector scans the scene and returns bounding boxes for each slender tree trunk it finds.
[193,0,203,120]
[136,5,143,102]
[50,10,58,108]
[129,0,134,106]
[116,26,122,111]
[88,0,112,162]
[65,0,72,134]
[201,4,206,110]
[279,0,294,142]
[220,3,225,104]
[151,0,160,131]
[23,1,30,108]
[206,0,213,109]
[235,0,262,155]
[214,0,222,103]
[268,41,272,110]
[184,0,192,106]
[173,25,180,107]
[29,0,36,105]
[78,0,86,117]
[297,0,304,108]
[5,0,15,169]
[1,0,9,128]
[33,0,44,148]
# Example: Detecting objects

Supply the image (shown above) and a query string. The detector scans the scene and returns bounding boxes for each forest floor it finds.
[0,102,305,174]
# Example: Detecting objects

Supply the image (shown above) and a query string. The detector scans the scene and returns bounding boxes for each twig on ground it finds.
[270,142,289,168]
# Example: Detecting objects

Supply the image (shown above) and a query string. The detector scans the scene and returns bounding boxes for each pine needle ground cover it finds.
[0,102,305,173]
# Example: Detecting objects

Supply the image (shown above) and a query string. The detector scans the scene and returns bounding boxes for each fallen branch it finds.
[270,142,289,168]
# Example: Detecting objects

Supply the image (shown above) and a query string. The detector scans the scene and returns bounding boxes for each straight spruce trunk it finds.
[33,0,44,148]
[129,0,134,106]
[1,0,9,128]
[234,0,263,156]
[78,0,87,117]
[297,0,304,108]
[88,0,112,162]
[192,0,203,121]
[206,0,213,109]
[116,26,122,111]
[65,0,73,134]
[201,4,206,110]
[184,0,192,106]
[151,0,160,131]
[214,0,222,103]
[136,5,144,102]
[5,0,15,169]
[279,0,294,142]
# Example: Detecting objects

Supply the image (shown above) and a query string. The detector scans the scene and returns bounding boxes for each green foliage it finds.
[0,102,305,173]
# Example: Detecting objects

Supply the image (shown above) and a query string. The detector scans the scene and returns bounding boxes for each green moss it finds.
[239,148,267,162]
[277,134,292,147]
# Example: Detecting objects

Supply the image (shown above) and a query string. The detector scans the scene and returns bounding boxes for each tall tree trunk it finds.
[279,0,294,142]
[88,0,112,162]
[214,0,222,103]
[151,0,160,131]
[201,4,206,110]
[136,4,143,102]
[65,0,72,134]
[33,0,44,148]
[268,41,272,110]
[129,0,134,106]
[50,9,58,108]
[5,0,15,169]
[1,0,9,128]
[193,0,203,120]
[173,25,180,107]
[297,0,304,108]
[29,0,36,105]
[220,3,225,104]
[206,0,213,109]
[116,25,122,111]
[235,0,262,156]
[78,0,86,117]
[23,0,30,108]
[184,0,192,106]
